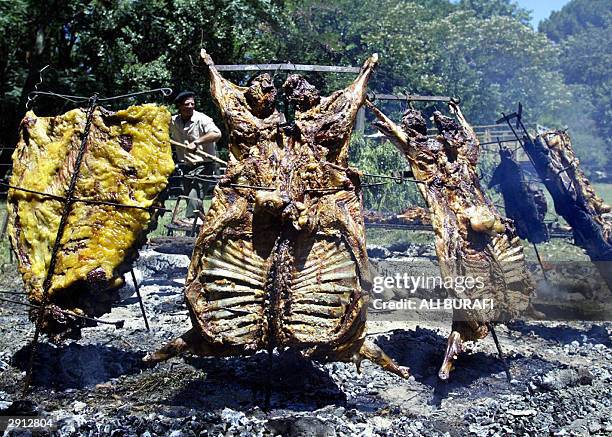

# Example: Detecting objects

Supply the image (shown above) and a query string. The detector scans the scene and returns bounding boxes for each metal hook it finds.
[271,63,283,80]
[25,65,51,110]
[189,54,204,69]
[402,88,411,112]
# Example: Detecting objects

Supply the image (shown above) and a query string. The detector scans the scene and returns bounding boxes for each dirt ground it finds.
[0,245,611,436]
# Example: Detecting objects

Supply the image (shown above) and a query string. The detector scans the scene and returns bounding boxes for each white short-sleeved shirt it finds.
[169,110,221,164]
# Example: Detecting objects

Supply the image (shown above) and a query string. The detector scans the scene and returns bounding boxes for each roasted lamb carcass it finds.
[145,51,408,378]
[523,130,612,289]
[8,104,174,340]
[489,147,549,244]
[368,101,535,379]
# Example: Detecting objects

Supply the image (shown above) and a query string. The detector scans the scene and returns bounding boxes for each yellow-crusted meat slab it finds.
[8,104,173,339]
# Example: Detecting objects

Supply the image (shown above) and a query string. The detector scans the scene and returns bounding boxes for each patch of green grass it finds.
[149,197,212,237]
[366,228,433,247]
[365,182,612,263]
[149,198,176,238]
[521,238,589,263]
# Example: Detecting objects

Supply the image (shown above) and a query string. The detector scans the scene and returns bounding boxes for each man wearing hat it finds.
[170,91,222,225]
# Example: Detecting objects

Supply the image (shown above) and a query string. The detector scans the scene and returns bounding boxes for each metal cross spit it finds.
[13,85,172,394]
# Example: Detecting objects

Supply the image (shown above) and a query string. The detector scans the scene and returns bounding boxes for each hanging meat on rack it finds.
[489,146,549,244]
[7,104,174,340]
[523,130,612,289]
[145,50,408,378]
[368,100,535,380]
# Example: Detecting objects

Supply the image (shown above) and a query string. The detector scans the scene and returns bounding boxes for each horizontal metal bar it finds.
[186,175,276,191]
[473,124,516,129]
[305,187,347,193]
[1,181,170,212]
[215,64,361,73]
[27,88,172,104]
[0,296,125,328]
[428,128,514,134]
[479,138,520,146]
[365,222,434,231]
[374,93,452,102]
[496,112,518,124]
[363,172,402,181]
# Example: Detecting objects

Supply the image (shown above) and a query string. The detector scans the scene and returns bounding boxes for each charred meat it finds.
[523,131,612,288]
[489,147,549,244]
[368,101,535,379]
[146,51,408,378]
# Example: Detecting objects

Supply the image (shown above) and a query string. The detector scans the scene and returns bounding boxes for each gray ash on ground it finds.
[0,248,611,436]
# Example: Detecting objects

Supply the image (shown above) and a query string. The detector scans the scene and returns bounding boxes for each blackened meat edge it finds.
[367,100,536,380]
[523,131,612,290]
[489,147,549,244]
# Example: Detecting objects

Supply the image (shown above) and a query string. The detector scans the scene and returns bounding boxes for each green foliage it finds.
[425,12,570,124]
[539,0,611,41]
[458,0,531,25]
[538,0,612,166]
[348,134,423,212]
[549,85,609,169]
[0,0,285,149]
[0,0,608,181]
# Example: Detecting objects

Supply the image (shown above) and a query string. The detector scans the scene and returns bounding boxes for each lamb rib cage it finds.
[146,51,408,378]
[367,100,535,379]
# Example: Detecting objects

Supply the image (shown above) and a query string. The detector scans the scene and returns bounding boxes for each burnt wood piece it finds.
[523,131,612,289]
[368,101,536,380]
[145,51,408,379]
[489,147,549,244]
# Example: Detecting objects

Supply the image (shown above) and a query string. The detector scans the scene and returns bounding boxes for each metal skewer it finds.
[489,323,512,383]
[169,139,228,166]
[0,296,125,328]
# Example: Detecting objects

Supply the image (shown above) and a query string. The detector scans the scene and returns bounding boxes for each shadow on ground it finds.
[164,351,346,412]
[506,321,611,346]
[375,327,560,406]
[11,342,147,389]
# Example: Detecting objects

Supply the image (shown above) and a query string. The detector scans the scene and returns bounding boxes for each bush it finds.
[348,134,424,212]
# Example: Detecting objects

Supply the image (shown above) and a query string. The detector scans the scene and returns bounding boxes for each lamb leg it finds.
[438,331,463,380]
[357,340,410,379]
[143,328,212,364]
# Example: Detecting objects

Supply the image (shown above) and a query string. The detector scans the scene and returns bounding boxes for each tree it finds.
[458,0,530,25]
[0,0,285,158]
[539,0,611,42]
[538,0,612,167]
[425,11,570,124]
